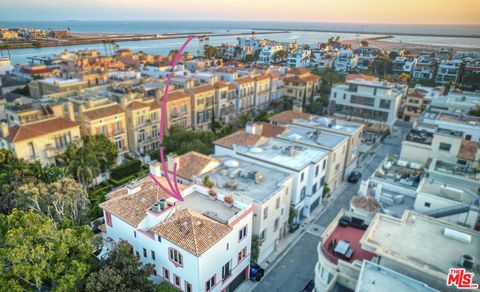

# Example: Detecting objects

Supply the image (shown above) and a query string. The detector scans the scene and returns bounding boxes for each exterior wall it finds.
[323,143,348,191]
[1,125,81,165]
[191,90,215,130]
[400,134,462,164]
[234,82,255,114]
[254,79,271,112]
[125,105,161,155]
[215,87,236,123]
[166,96,191,130]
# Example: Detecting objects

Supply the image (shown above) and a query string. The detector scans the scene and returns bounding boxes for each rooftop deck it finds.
[292,116,361,135]
[321,225,375,265]
[373,158,424,189]
[178,191,240,224]
[280,124,348,150]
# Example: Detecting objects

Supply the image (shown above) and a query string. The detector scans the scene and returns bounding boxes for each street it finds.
[252,125,409,292]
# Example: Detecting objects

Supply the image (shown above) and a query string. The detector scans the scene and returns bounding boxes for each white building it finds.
[334,51,358,73]
[392,56,417,76]
[428,90,480,114]
[412,56,436,81]
[420,111,480,141]
[99,173,254,292]
[330,76,405,126]
[435,59,462,84]
[288,49,311,68]
[258,45,284,65]
[0,57,14,75]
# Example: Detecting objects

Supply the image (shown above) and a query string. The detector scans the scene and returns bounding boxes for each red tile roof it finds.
[188,84,216,95]
[82,104,125,120]
[457,140,480,161]
[126,101,150,111]
[3,118,79,143]
[270,110,313,124]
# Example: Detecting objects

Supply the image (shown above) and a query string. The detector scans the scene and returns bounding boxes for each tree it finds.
[0,209,93,291]
[65,146,101,186]
[323,183,331,199]
[156,282,180,292]
[250,235,263,264]
[16,177,91,225]
[232,113,253,131]
[469,105,480,116]
[203,45,218,59]
[397,73,410,84]
[85,241,155,292]
[83,135,119,172]
[372,56,393,76]
[202,176,214,188]
[164,125,216,155]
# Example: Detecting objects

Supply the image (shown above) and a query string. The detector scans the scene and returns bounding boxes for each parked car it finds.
[339,215,368,230]
[250,264,265,281]
[348,171,362,183]
[301,279,315,292]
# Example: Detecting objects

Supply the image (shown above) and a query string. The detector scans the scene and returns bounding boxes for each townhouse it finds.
[253,75,271,111]
[161,89,192,130]
[420,111,480,141]
[232,76,255,114]
[392,56,417,76]
[435,59,462,84]
[258,45,284,65]
[0,117,81,165]
[213,81,236,123]
[329,75,405,126]
[333,51,358,73]
[428,90,480,114]
[402,85,444,122]
[288,49,311,68]
[99,174,254,292]
[283,68,321,106]
[412,55,437,81]
[188,85,215,130]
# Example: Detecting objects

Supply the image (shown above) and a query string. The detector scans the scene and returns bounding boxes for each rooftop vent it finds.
[459,255,475,269]
[127,180,141,195]
[250,147,263,153]
[224,160,239,168]
[443,228,472,243]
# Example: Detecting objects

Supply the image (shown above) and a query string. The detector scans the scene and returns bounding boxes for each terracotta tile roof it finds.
[214,81,235,91]
[100,177,179,227]
[213,130,268,148]
[286,68,310,75]
[162,89,191,102]
[126,101,150,111]
[457,140,480,161]
[270,110,312,124]
[150,102,162,110]
[188,84,216,95]
[151,209,231,256]
[217,67,238,73]
[254,74,270,82]
[408,89,428,98]
[82,104,125,120]
[234,76,255,85]
[261,123,287,137]
[350,196,380,213]
[345,74,378,82]
[176,151,220,180]
[3,118,79,143]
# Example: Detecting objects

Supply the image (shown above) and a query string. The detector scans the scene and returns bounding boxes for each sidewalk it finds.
[236,181,351,292]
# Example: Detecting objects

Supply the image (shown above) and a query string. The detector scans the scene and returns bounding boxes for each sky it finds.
[1,0,479,25]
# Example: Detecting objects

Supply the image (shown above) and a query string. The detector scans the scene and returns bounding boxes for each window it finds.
[157,235,161,242]
[439,142,451,151]
[351,95,374,106]
[274,218,279,231]
[239,225,247,241]
[206,275,216,291]
[312,183,317,194]
[424,202,431,207]
[322,159,326,170]
[143,248,147,258]
[465,134,472,141]
[151,250,156,260]
[222,259,232,280]
[185,282,192,292]
[134,231,137,238]
[320,176,325,187]
[27,142,35,158]
[263,207,268,219]
[457,159,467,165]
[379,99,391,109]
[315,165,319,176]
[105,211,112,227]
[169,248,183,266]
[335,164,340,172]
[163,268,170,281]
[153,265,157,276]
[260,229,266,241]
[173,274,181,287]
[276,197,280,209]
[300,172,305,182]
[300,187,306,200]
[238,247,247,263]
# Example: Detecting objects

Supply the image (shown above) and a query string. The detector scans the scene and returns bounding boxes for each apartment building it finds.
[276,124,349,191]
[428,90,480,114]
[195,155,294,263]
[214,128,328,220]
[161,89,192,130]
[412,55,437,81]
[28,77,89,98]
[188,85,215,130]
[0,117,81,165]
[333,51,358,73]
[402,85,444,122]
[4,100,70,126]
[420,111,480,141]
[253,75,271,111]
[99,174,253,292]
[392,56,417,76]
[232,76,255,114]
[213,81,236,123]
[283,68,321,105]
[315,210,479,291]
[80,104,128,163]
[330,76,405,126]
[288,49,311,68]
[258,45,284,65]
[436,59,462,84]
[269,75,284,101]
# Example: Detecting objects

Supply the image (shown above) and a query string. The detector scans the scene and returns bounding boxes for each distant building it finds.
[288,49,311,68]
[283,68,321,105]
[436,60,462,84]
[428,90,480,114]
[334,51,358,73]
[412,55,437,81]
[403,85,444,122]
[188,85,215,130]
[28,77,88,98]
[258,45,284,65]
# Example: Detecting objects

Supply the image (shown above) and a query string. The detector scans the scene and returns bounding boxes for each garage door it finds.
[310,197,320,211]
[226,267,247,292]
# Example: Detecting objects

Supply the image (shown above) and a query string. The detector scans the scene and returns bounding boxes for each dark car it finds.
[301,279,315,292]
[250,264,265,281]
[348,171,362,183]
[339,216,351,227]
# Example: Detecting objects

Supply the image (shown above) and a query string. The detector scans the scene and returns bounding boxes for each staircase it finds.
[423,204,472,218]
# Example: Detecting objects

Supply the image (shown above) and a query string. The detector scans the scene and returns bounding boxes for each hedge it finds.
[111,159,142,180]
[109,174,137,187]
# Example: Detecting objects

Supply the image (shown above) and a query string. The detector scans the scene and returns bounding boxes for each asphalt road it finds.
[252,125,409,292]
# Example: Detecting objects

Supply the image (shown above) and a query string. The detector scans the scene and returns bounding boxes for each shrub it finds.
[110,160,142,180]
[224,194,234,204]
[109,174,136,187]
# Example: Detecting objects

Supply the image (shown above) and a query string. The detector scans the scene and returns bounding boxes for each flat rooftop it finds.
[431,159,479,181]
[423,111,480,127]
[279,124,348,150]
[201,155,291,203]
[361,212,480,281]
[234,138,327,171]
[419,179,479,205]
[372,158,424,189]
[177,191,240,224]
[292,116,361,135]
[356,261,438,292]
[42,77,83,85]
[405,129,434,145]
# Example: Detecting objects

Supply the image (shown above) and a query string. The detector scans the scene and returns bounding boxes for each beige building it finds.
[213,81,236,123]
[233,76,255,114]
[253,75,271,111]
[0,117,81,165]
[283,68,321,105]
[5,101,69,126]
[187,85,215,130]
[80,104,128,163]
[28,77,89,98]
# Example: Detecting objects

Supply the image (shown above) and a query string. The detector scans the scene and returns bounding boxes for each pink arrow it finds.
[150,35,194,201]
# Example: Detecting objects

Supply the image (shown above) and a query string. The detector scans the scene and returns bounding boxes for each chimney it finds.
[127,180,141,195]
[167,153,178,173]
[65,102,75,122]
[245,122,263,136]
[149,161,162,177]
[1,122,9,139]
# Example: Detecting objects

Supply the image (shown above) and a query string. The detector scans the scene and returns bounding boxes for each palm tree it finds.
[66,147,101,187]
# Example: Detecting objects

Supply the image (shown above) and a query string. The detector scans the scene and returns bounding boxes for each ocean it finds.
[1,20,479,64]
